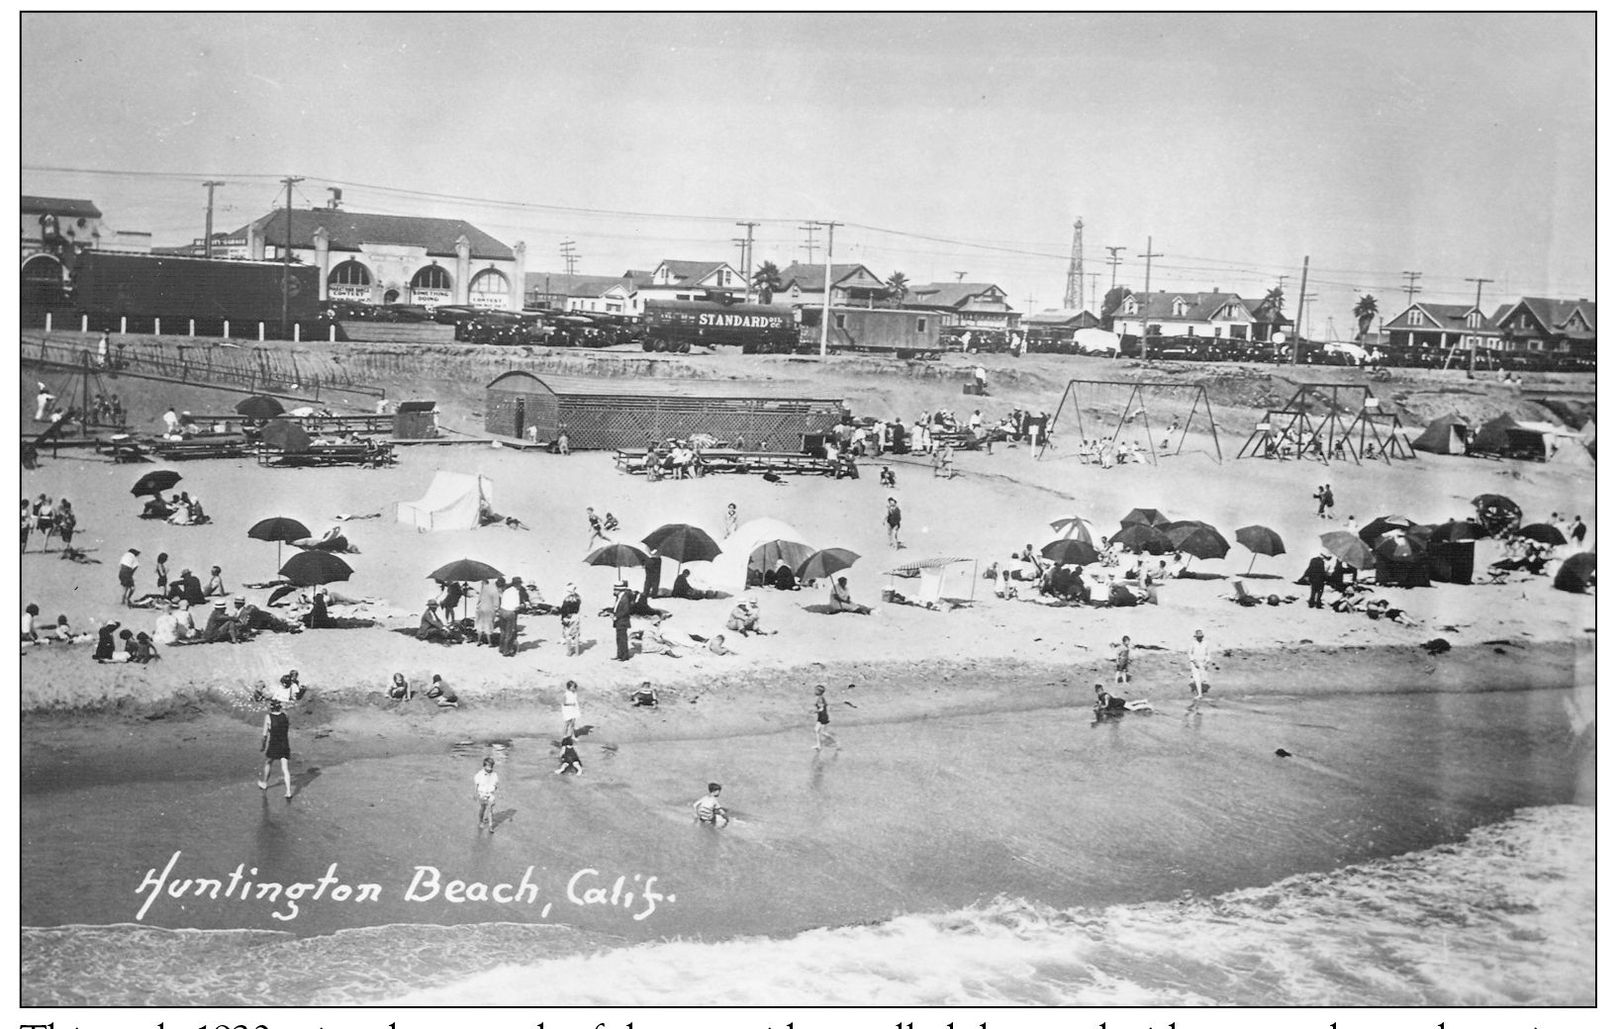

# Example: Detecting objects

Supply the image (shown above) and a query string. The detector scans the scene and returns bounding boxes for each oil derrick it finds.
[1063,217,1084,310]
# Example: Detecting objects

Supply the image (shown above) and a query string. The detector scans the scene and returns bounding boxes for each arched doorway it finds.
[410,264,453,308]
[20,254,64,306]
[469,268,510,309]
[383,288,400,304]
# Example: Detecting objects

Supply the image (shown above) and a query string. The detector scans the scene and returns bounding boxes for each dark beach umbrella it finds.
[798,547,861,582]
[1553,551,1596,593]
[1235,524,1285,574]
[1120,508,1172,529]
[1471,493,1520,513]
[1517,523,1567,546]
[1373,531,1427,563]
[1320,531,1375,570]
[262,420,311,453]
[236,395,285,419]
[1472,494,1523,537]
[1358,515,1416,547]
[428,558,504,582]
[1165,522,1230,560]
[751,539,817,578]
[279,550,353,587]
[249,516,312,573]
[584,543,650,589]
[1110,523,1173,555]
[1428,520,1486,543]
[641,523,722,565]
[1041,537,1101,566]
[131,470,182,496]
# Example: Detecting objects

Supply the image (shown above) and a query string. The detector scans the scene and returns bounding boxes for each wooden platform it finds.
[614,447,833,477]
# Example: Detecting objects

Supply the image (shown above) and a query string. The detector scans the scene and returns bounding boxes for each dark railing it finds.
[22,335,382,402]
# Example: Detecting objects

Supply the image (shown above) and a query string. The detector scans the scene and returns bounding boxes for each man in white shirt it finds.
[163,406,180,434]
[498,579,522,657]
[118,548,141,607]
[1188,628,1211,698]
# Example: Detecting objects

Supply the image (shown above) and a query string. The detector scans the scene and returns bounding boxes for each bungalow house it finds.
[524,272,637,315]
[901,282,1020,332]
[635,259,746,306]
[1493,297,1596,358]
[1110,290,1257,340]
[1384,302,1499,358]
[1023,309,1101,334]
[774,263,889,307]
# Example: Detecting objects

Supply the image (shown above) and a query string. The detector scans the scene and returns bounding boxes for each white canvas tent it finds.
[698,517,809,594]
[886,556,978,607]
[396,472,495,531]
[1072,328,1121,354]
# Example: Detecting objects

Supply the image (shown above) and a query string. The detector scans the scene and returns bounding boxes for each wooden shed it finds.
[485,371,847,451]
[393,400,439,439]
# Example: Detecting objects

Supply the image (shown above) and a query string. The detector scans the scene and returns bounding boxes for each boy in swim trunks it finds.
[474,757,499,832]
[693,782,728,826]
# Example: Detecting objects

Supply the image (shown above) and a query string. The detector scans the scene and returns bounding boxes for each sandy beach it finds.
[18,340,1597,1004]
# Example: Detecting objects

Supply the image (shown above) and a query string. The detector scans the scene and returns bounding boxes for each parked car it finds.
[378,304,433,323]
[432,304,479,325]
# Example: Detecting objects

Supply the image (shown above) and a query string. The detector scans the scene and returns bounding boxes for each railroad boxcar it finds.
[642,298,802,353]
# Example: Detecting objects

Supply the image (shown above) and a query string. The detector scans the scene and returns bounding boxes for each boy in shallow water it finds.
[693,782,728,827]
[474,757,499,832]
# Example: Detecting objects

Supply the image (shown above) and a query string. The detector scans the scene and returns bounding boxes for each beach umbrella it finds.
[131,470,182,496]
[1471,493,1520,513]
[1553,551,1595,593]
[798,547,861,582]
[751,539,817,579]
[1428,520,1486,543]
[1048,515,1096,544]
[1471,493,1523,536]
[279,550,353,587]
[1320,531,1375,570]
[236,395,285,419]
[1517,523,1567,546]
[1358,515,1416,547]
[1120,508,1172,529]
[1110,523,1173,555]
[584,542,650,574]
[249,516,312,573]
[262,420,311,453]
[1235,524,1285,575]
[641,523,722,565]
[1373,531,1426,563]
[428,558,504,582]
[1165,522,1230,560]
[1040,537,1101,566]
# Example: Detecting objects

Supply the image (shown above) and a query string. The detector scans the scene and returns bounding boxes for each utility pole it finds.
[279,175,303,337]
[1104,246,1125,294]
[1464,276,1494,374]
[734,221,758,303]
[799,222,821,264]
[815,221,842,357]
[560,240,578,276]
[953,270,968,283]
[1137,236,1162,339]
[202,180,224,259]
[1087,272,1101,313]
[1290,256,1311,364]
[1401,270,1423,306]
[1063,217,1084,309]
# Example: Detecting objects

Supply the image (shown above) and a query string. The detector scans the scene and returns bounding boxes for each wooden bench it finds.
[151,438,249,461]
[260,443,395,468]
[614,447,834,478]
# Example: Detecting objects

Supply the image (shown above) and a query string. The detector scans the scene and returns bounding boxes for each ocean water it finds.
[20,686,1596,1006]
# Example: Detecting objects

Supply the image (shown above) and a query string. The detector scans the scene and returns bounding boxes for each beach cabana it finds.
[1411,412,1469,455]
[885,556,978,608]
[700,517,809,595]
[396,472,494,531]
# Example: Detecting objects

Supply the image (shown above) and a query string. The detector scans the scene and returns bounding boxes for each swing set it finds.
[1039,379,1223,465]
[1235,383,1414,464]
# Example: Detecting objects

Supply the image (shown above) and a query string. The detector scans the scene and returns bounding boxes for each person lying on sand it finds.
[554,737,583,776]
[1365,598,1420,627]
[1094,682,1152,714]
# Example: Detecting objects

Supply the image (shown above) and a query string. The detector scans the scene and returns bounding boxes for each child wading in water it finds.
[257,700,294,799]
[474,756,499,832]
[813,684,838,750]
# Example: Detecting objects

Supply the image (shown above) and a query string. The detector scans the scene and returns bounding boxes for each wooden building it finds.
[393,400,439,439]
[485,372,846,451]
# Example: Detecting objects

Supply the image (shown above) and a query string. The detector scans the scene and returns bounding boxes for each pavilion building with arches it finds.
[238,206,524,311]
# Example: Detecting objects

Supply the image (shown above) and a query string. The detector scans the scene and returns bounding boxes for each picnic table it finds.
[149,436,250,461]
[259,441,396,468]
[614,447,834,477]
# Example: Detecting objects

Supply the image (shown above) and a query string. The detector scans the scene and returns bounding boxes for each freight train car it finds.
[642,298,802,353]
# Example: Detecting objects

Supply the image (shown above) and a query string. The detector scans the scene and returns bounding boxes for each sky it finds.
[18,12,1596,334]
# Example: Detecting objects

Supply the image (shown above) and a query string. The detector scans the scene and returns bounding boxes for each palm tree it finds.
[1353,294,1379,340]
[885,270,910,306]
[752,261,782,305]
[1262,285,1286,315]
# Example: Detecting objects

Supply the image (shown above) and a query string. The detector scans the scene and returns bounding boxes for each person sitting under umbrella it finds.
[769,559,800,591]
[828,576,872,615]
[236,596,302,636]
[671,569,716,601]
[140,495,173,520]
[417,597,458,645]
[302,587,333,629]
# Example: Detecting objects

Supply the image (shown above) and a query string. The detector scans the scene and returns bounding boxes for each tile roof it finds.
[242,208,513,260]
[524,272,633,298]
[903,283,1009,309]
[22,195,103,219]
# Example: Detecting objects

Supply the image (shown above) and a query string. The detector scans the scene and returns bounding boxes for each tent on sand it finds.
[396,472,495,531]
[1412,412,1470,456]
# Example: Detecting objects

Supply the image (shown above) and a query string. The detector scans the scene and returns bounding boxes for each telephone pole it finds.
[953,270,969,282]
[1290,256,1311,364]
[1401,270,1423,306]
[799,222,821,264]
[1087,272,1101,313]
[202,180,224,260]
[1104,246,1125,294]
[560,240,578,276]
[279,175,303,337]
[811,221,842,357]
[1137,236,1162,339]
[1464,276,1494,373]
[734,221,758,302]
